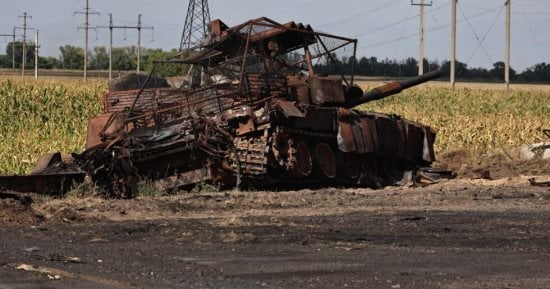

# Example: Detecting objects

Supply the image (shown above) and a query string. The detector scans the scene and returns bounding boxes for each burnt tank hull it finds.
[79,74,437,195]
[1,17,442,197]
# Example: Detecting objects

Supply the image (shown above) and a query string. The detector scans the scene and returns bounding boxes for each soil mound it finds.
[0,197,44,227]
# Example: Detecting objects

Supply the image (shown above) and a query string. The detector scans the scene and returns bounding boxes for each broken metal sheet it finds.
[404,122,425,163]
[0,173,85,195]
[276,100,304,118]
[31,153,63,175]
[309,76,345,105]
[422,127,436,163]
[337,121,356,153]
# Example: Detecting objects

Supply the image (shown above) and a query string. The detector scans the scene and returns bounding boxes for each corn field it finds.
[0,78,548,174]
[0,79,104,174]
[360,85,549,157]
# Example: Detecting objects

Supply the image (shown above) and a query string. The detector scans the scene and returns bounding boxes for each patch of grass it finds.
[191,181,222,194]
[137,179,165,198]
[65,180,103,198]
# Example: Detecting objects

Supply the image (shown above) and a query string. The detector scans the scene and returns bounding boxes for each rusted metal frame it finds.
[128,62,158,119]
[238,25,254,96]
[99,112,121,137]
[315,34,349,86]
[216,87,223,112]
[311,31,356,43]
[125,90,240,123]
[243,19,357,43]
[127,83,234,125]
[0,173,86,195]
[311,39,355,61]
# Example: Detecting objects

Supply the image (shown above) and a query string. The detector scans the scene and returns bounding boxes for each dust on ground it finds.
[0,156,549,289]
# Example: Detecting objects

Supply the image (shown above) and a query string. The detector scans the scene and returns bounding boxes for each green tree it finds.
[90,46,109,70]
[142,48,186,77]
[59,45,84,69]
[112,47,135,71]
[0,54,9,68]
[39,56,60,69]
[490,61,516,81]
[5,41,35,69]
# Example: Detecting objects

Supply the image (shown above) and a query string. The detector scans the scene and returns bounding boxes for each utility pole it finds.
[98,14,153,77]
[450,0,457,88]
[18,12,32,78]
[34,30,39,80]
[505,0,511,90]
[75,0,100,81]
[180,0,211,51]
[109,13,113,80]
[136,14,152,73]
[0,29,17,74]
[411,0,432,76]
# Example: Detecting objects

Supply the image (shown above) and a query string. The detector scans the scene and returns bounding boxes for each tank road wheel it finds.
[291,141,313,178]
[336,152,362,184]
[313,143,337,179]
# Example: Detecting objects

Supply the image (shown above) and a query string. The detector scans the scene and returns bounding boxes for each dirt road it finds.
[1,175,550,289]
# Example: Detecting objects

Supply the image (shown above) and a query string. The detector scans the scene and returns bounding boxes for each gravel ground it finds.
[1,170,549,289]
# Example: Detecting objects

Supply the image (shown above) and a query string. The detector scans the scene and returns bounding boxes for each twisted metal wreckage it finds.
[0,17,446,198]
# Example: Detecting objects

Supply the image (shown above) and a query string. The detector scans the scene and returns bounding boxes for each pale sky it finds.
[1,0,549,71]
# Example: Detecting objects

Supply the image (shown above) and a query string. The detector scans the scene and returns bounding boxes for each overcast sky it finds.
[1,0,549,71]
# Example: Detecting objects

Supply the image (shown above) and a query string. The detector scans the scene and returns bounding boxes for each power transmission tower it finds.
[0,28,17,74]
[411,0,432,76]
[450,0,457,88]
[75,0,100,81]
[98,14,153,78]
[180,0,211,51]
[17,12,34,78]
[505,0,511,90]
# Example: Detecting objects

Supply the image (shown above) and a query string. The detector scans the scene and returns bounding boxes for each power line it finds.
[0,28,18,74]
[411,0,433,75]
[74,0,100,81]
[360,5,503,50]
[271,0,319,17]
[318,0,401,30]
[354,3,450,38]
[98,13,154,78]
[17,12,34,78]
[392,5,413,59]
[520,0,544,59]
[460,2,504,65]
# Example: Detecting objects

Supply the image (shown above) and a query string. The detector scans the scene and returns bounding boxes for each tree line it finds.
[316,55,550,83]
[0,42,178,73]
[0,42,549,83]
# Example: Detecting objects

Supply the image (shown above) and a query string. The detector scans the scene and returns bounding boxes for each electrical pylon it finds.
[179,0,211,51]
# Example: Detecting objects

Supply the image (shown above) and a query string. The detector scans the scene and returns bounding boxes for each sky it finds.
[1,0,549,71]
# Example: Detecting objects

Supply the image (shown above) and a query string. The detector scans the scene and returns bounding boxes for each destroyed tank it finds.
[0,17,442,197]
[76,17,443,197]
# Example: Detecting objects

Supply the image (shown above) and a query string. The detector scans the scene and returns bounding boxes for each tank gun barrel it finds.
[345,70,442,108]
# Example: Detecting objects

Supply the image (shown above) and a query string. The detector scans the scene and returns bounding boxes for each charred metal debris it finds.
[1,17,446,198]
